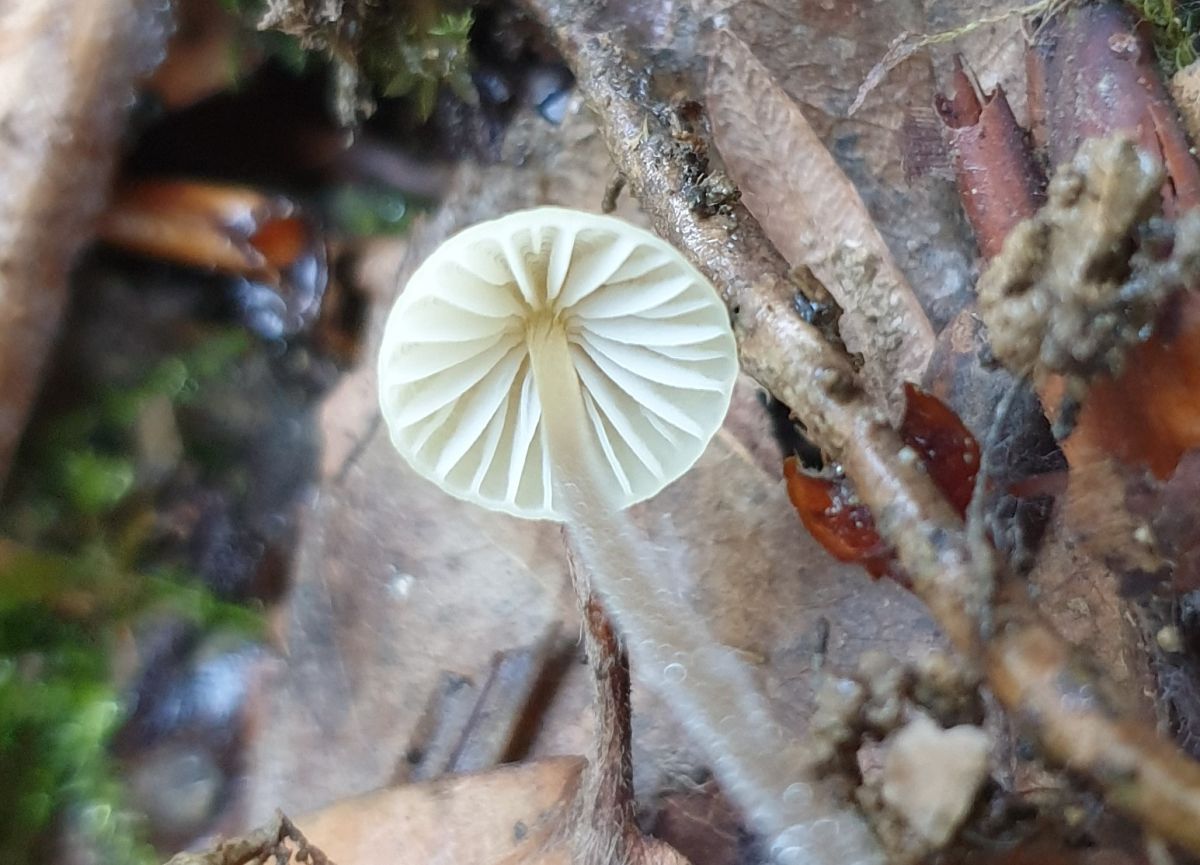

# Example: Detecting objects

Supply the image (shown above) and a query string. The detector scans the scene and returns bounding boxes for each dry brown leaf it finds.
[297,757,584,865]
[246,367,575,816]
[1023,510,1156,721]
[646,782,746,865]
[706,30,935,417]
[702,0,975,329]
[855,1,1048,123]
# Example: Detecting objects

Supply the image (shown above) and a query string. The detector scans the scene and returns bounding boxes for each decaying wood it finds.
[0,0,170,491]
[523,0,1200,854]
[297,757,586,865]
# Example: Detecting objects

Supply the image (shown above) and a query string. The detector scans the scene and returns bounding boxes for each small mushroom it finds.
[379,207,883,865]
[378,206,737,519]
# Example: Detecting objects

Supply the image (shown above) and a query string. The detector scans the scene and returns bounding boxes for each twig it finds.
[522,0,1200,855]
[987,593,1200,853]
[601,172,627,213]
[563,534,687,865]
[528,0,985,658]
[445,625,565,774]
[935,61,1045,261]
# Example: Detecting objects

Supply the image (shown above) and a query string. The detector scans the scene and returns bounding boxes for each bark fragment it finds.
[1028,1,1200,215]
[937,63,1045,262]
[0,0,170,490]
[566,543,689,865]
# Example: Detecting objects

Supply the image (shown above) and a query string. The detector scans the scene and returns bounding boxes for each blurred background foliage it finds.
[0,332,261,865]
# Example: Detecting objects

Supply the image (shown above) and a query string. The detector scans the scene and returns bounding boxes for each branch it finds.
[988,588,1200,853]
[523,0,1200,855]
[527,0,984,659]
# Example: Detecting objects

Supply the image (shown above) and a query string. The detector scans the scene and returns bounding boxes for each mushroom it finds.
[378,207,883,865]
[377,206,736,520]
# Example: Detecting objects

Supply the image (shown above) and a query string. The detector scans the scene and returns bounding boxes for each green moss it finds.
[1128,0,1200,71]
[325,184,422,236]
[251,0,477,123]
[0,330,260,864]
[360,9,476,120]
[0,631,146,865]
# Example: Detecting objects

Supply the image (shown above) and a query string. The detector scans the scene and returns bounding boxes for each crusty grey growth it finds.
[978,136,1200,432]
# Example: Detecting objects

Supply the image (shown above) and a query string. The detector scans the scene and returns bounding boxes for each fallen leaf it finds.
[646,781,749,865]
[783,383,979,582]
[706,30,935,416]
[297,757,584,865]
[1023,508,1157,722]
[702,0,976,329]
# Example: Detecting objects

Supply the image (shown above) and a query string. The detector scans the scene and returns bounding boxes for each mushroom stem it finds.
[526,317,595,488]
[528,324,884,865]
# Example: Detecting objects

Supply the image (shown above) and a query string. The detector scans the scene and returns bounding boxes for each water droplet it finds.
[663,662,687,683]
[771,831,811,865]
[810,817,842,842]
[388,568,415,599]
[783,782,813,807]
[775,846,806,865]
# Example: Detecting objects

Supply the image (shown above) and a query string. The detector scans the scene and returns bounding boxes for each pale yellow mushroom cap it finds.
[377,207,738,520]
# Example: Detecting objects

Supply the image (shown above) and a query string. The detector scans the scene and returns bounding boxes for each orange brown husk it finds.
[785,383,980,580]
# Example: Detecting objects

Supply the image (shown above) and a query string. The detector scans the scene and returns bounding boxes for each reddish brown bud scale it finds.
[784,383,979,582]
[783,456,894,579]
[900,384,981,516]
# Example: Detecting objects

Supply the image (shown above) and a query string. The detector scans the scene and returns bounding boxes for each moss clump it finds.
[0,330,261,864]
[253,0,476,124]
[1128,0,1200,70]
[361,9,475,121]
